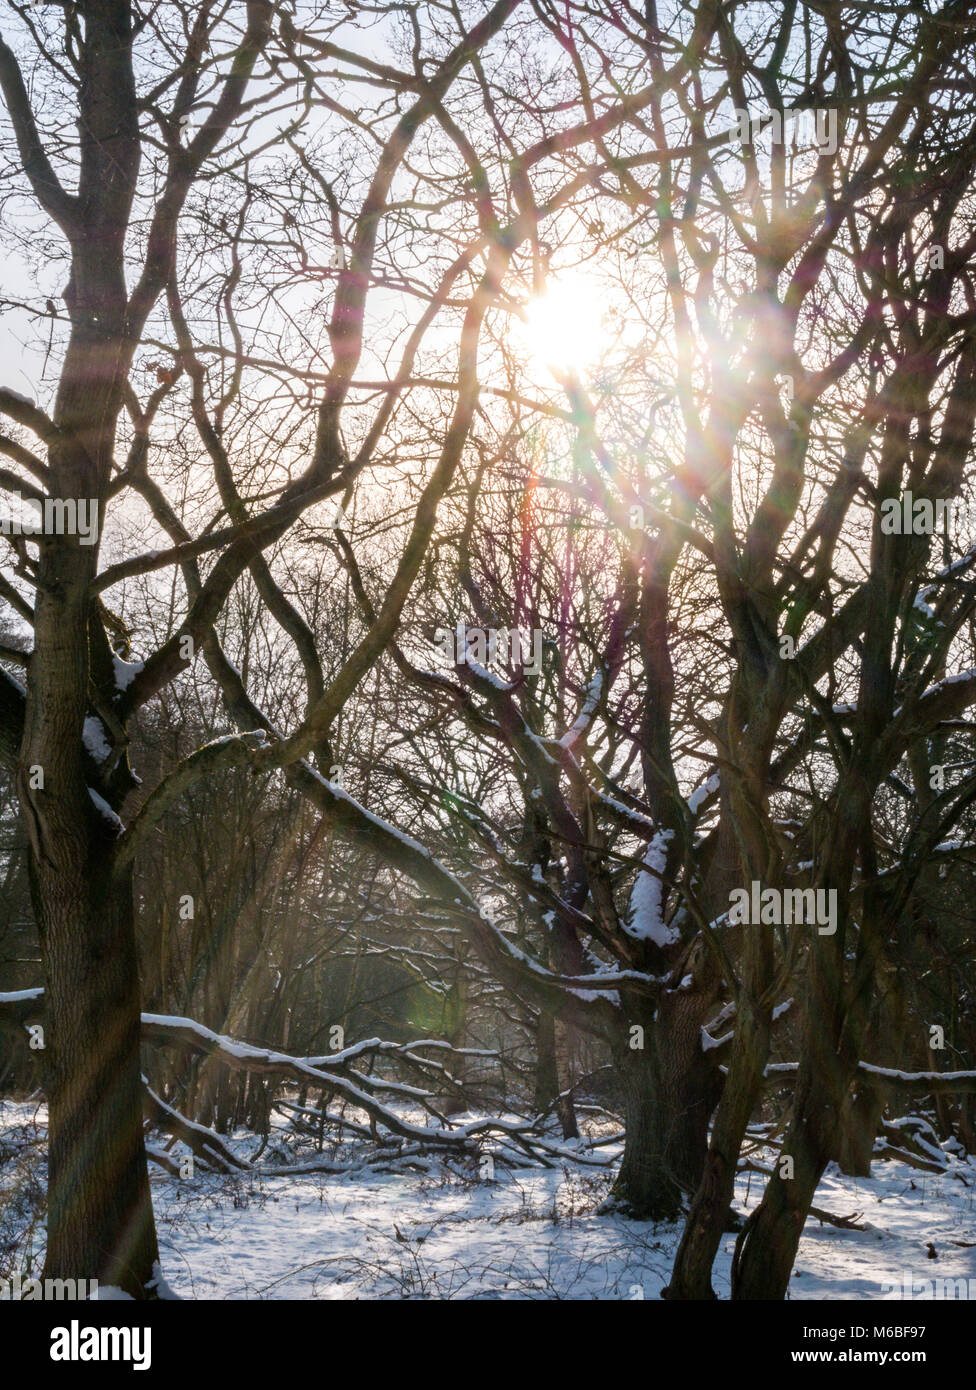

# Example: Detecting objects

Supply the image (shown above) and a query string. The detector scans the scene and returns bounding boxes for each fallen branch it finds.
[739,1158,869,1228]
[0,990,577,1170]
[142,1082,248,1175]
[872,1141,946,1174]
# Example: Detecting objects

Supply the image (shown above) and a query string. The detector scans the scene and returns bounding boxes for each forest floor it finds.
[3,1099,976,1300]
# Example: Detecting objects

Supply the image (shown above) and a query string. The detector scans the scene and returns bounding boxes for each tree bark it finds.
[533,1007,560,1115]
[731,1058,846,1301]
[18,291,159,1296]
[554,1017,579,1140]
[836,1080,885,1178]
[609,987,719,1220]
[610,1040,684,1221]
[25,769,158,1294]
[665,1001,770,1298]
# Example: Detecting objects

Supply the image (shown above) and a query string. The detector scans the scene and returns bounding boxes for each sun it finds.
[519,275,608,376]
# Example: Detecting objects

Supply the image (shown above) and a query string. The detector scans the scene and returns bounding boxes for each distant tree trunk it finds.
[836,1080,885,1177]
[442,956,469,1117]
[215,1073,236,1134]
[532,1010,580,1139]
[549,1018,576,1139]
[836,960,907,1177]
[929,1041,955,1140]
[533,935,579,1137]
[533,1008,560,1115]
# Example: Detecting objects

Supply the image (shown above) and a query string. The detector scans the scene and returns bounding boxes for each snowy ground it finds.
[3,1099,976,1299]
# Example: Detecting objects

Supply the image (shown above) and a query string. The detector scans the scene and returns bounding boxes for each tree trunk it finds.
[533,1007,560,1114]
[835,962,904,1176]
[665,1001,770,1299]
[609,990,718,1221]
[610,1041,684,1221]
[442,959,469,1117]
[731,1058,845,1300]
[836,1080,885,1177]
[30,846,158,1295]
[732,782,877,1302]
[554,1017,579,1140]
[732,907,858,1300]
[20,518,158,1296]
[665,766,775,1298]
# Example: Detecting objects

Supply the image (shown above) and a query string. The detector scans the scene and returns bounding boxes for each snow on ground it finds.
[3,1099,976,1299]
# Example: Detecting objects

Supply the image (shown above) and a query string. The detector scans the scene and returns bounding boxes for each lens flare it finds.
[520,276,607,374]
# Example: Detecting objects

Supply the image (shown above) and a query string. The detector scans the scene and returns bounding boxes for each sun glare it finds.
[519,276,608,376]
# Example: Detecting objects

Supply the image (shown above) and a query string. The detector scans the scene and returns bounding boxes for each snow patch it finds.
[82,716,111,763]
[624,830,678,947]
[112,653,144,692]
